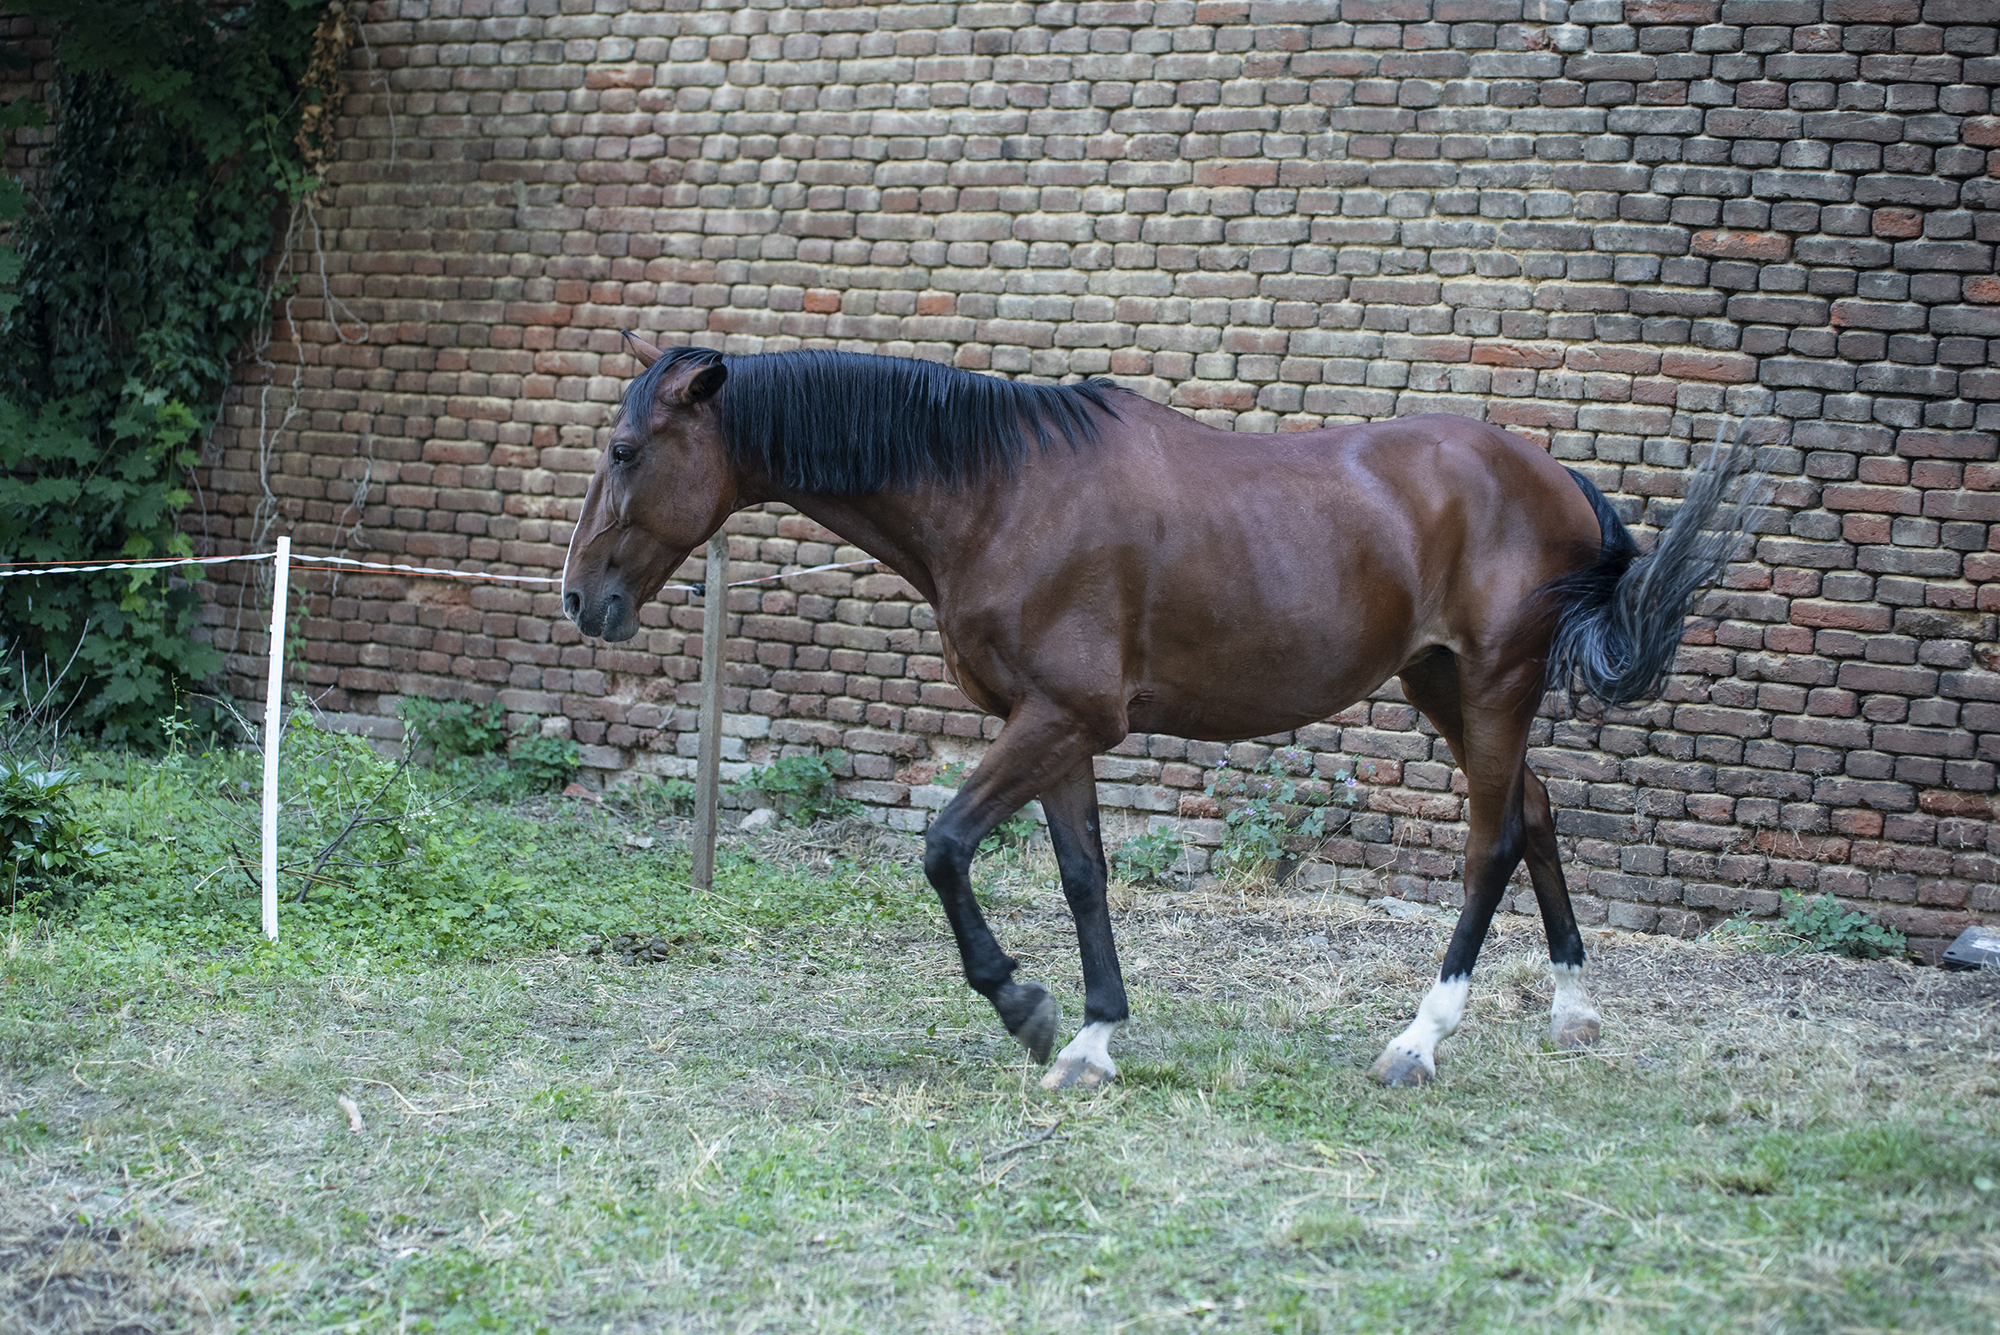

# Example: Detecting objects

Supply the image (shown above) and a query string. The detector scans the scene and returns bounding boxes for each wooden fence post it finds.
[691,536,727,890]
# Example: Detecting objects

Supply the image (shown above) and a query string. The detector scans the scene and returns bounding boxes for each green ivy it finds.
[0,2,337,744]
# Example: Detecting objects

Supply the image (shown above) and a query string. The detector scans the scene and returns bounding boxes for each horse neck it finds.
[768,483,965,606]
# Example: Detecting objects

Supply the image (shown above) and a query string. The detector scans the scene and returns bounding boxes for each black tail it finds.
[1542,445,1761,710]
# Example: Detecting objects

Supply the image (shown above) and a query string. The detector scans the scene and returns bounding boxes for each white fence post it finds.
[260,536,291,941]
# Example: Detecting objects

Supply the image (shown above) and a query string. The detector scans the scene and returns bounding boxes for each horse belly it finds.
[1130,600,1421,742]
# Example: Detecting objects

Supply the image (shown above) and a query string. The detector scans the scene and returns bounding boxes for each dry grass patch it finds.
[1,825,1995,1333]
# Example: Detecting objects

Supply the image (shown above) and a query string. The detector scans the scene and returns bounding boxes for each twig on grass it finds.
[1556,1188,1636,1223]
[351,1079,488,1117]
[980,1114,1068,1163]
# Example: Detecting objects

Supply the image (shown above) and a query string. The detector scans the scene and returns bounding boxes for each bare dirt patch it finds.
[0,1185,234,1335]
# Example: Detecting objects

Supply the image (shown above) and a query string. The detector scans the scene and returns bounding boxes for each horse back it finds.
[940,402,1607,737]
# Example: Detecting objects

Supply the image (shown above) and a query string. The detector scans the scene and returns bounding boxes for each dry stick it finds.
[292,750,416,903]
[981,1115,1069,1163]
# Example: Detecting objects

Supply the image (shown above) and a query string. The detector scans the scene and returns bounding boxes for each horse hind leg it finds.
[1369,652,1533,1087]
[1521,767,1601,1050]
[1366,797,1527,1088]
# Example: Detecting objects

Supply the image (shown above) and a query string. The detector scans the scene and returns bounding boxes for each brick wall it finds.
[0,16,48,201]
[127,0,2000,957]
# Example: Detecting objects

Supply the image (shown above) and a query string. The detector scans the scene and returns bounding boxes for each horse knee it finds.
[922,822,975,885]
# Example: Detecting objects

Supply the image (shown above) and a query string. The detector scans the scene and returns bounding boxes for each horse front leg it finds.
[922,703,1108,1067]
[1037,759,1129,1089]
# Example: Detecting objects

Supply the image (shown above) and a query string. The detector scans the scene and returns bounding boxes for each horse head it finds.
[561,336,735,641]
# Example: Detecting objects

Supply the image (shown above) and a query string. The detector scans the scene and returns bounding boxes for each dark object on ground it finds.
[586,932,684,964]
[1940,925,2000,971]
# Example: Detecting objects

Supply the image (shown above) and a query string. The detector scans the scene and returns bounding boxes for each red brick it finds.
[1625,0,1719,20]
[1565,345,1662,374]
[1791,601,1894,632]
[1662,350,1756,382]
[1472,342,1565,369]
[1871,208,1924,238]
[1691,230,1791,261]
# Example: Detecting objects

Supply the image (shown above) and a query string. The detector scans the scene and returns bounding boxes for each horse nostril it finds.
[562,590,581,619]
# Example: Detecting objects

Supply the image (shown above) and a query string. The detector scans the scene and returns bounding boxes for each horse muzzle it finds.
[563,584,640,642]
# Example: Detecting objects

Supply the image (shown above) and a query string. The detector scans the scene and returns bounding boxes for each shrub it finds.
[980,809,1038,856]
[1710,893,1910,962]
[734,749,851,825]
[931,760,1039,854]
[173,710,544,957]
[398,698,510,759]
[1206,748,1356,878]
[610,775,696,820]
[395,698,578,800]
[507,733,580,794]
[0,757,104,912]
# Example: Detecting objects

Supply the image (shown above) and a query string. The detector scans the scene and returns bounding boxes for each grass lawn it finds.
[2,773,1996,1333]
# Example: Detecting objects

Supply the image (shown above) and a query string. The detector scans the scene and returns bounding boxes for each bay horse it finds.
[564,337,1751,1090]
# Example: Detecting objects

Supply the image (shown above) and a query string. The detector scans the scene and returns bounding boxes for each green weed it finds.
[609,773,697,820]
[398,697,511,759]
[733,748,852,824]
[1111,829,1183,884]
[1206,747,1360,877]
[1711,892,1909,961]
[1780,890,1908,960]
[397,697,579,799]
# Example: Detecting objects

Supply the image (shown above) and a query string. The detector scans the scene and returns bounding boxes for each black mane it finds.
[622,346,1123,494]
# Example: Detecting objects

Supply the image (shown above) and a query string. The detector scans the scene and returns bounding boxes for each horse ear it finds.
[622,332,664,367]
[678,362,727,404]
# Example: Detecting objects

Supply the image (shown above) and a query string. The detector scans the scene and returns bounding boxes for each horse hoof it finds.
[1368,1049,1433,1088]
[1040,1055,1115,1091]
[1552,1016,1601,1050]
[997,982,1058,1064]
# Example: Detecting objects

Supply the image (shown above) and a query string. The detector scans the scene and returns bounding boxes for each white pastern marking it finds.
[1052,1020,1120,1079]
[1550,960,1600,1029]
[1379,976,1471,1076]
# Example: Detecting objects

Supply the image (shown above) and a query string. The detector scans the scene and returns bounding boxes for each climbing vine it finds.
[0,1,347,744]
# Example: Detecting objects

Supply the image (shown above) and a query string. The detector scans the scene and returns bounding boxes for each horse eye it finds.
[611,444,637,466]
